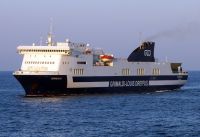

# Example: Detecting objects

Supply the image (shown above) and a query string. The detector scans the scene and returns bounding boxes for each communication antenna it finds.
[50,18,53,35]
[47,18,53,46]
[165,56,168,62]
[139,32,143,49]
[40,36,43,46]
[139,32,143,43]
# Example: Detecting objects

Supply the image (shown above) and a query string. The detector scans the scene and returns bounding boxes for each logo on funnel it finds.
[144,50,151,56]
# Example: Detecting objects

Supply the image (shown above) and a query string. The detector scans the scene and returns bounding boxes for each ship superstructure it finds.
[13,33,188,96]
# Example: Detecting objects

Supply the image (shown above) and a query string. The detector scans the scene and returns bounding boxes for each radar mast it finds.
[47,18,53,46]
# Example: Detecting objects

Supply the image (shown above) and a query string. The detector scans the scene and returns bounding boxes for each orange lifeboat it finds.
[100,55,114,62]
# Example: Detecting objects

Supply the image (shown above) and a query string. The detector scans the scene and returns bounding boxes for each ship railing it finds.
[181,71,188,74]
[13,70,60,75]
[172,71,188,75]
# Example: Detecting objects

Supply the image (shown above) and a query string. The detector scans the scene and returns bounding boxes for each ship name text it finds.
[109,80,149,87]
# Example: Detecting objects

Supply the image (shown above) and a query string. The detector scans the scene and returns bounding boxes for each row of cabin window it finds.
[63,61,86,64]
[20,49,69,53]
[121,68,160,75]
[24,61,55,64]
[137,68,160,75]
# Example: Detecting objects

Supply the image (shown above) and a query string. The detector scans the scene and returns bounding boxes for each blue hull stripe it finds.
[73,75,188,82]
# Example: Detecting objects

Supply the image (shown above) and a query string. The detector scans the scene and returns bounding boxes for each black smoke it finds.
[145,22,200,41]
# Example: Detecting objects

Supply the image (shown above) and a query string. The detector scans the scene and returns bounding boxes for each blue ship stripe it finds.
[73,75,188,82]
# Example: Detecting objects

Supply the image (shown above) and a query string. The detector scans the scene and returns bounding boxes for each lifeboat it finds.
[100,55,114,62]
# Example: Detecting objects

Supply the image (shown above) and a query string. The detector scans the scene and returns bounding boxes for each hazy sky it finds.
[0,0,200,71]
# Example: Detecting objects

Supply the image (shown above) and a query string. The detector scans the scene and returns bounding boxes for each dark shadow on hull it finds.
[24,85,183,97]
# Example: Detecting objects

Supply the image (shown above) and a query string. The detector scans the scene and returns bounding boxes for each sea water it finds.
[0,71,200,137]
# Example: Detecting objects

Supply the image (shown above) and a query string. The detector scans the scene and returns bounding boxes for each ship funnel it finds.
[127,41,155,62]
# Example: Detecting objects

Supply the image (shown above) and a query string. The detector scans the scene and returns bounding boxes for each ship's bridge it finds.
[17,39,90,56]
[17,45,71,55]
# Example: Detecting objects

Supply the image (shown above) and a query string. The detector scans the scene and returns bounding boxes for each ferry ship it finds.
[13,33,188,96]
